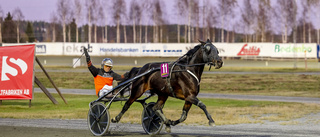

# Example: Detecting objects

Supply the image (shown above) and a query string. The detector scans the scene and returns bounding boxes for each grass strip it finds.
[34,69,320,98]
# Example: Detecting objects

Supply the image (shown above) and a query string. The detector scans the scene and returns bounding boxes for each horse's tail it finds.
[119,67,141,96]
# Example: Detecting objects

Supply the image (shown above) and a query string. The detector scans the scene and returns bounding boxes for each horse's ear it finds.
[206,39,211,43]
[198,39,206,45]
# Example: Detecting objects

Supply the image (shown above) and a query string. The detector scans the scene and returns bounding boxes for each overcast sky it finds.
[0,0,179,24]
[0,0,205,25]
[0,0,58,21]
[1,0,320,34]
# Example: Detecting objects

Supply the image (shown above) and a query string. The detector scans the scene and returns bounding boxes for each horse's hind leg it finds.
[111,86,145,123]
[152,95,172,132]
[111,96,136,123]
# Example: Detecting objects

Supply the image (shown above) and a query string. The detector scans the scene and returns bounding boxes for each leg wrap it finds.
[196,100,215,125]
[155,110,168,124]
[172,110,187,126]
[179,110,187,123]
[197,101,206,109]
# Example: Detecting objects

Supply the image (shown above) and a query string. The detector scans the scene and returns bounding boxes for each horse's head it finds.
[199,39,223,69]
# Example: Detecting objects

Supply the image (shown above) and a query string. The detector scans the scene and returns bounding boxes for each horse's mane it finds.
[178,45,201,64]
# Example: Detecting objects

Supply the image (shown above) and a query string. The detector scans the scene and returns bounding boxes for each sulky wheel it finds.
[141,102,164,135]
[87,102,110,136]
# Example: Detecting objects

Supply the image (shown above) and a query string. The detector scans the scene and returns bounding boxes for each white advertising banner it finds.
[214,43,273,57]
[3,42,317,58]
[272,43,317,58]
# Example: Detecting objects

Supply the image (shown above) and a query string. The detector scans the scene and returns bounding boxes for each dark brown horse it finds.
[112,39,223,132]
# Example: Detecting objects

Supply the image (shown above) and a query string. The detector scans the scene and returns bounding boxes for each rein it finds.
[163,43,216,97]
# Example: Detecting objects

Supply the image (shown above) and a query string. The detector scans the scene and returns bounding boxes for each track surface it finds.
[2,88,320,137]
[1,114,320,137]
[2,57,320,136]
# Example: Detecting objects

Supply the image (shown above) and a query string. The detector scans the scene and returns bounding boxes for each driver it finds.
[84,47,128,97]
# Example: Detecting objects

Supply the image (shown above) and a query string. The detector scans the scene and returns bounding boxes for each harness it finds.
[164,47,214,97]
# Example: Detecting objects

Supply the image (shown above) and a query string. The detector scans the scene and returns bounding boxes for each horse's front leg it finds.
[157,101,192,133]
[192,97,215,126]
[170,101,191,126]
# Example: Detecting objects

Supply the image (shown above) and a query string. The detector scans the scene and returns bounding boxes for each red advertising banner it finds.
[0,44,35,100]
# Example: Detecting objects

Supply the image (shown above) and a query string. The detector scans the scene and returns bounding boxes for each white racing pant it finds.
[98,85,113,97]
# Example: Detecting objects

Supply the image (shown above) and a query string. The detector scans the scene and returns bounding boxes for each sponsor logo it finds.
[1,56,28,81]
[100,48,139,52]
[164,49,182,52]
[0,45,34,100]
[65,44,92,53]
[237,44,260,56]
[142,45,160,53]
[163,45,183,54]
[142,49,161,53]
[36,45,46,53]
[275,44,312,53]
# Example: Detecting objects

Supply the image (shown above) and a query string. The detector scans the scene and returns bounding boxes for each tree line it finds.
[1,0,320,44]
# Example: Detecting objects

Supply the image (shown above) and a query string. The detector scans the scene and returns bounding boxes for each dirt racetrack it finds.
[2,57,319,136]
[1,111,320,137]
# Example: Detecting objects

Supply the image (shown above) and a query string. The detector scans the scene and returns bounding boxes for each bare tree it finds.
[312,1,320,43]
[256,0,271,42]
[188,0,194,43]
[152,0,165,43]
[13,7,24,43]
[0,6,3,43]
[192,1,199,42]
[86,0,94,43]
[142,0,153,43]
[129,1,142,43]
[101,1,110,43]
[113,0,126,43]
[121,1,127,43]
[175,0,188,43]
[74,0,82,42]
[276,0,297,43]
[57,0,70,44]
[50,12,58,42]
[98,5,105,43]
[217,0,236,43]
[301,0,320,43]
[206,1,218,42]
[240,0,256,42]
[89,0,99,43]
[67,10,74,42]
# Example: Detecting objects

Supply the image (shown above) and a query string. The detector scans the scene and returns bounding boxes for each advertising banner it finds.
[273,43,317,58]
[0,45,35,100]
[3,43,318,58]
[317,45,320,58]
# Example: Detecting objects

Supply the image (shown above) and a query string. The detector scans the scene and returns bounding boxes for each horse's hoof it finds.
[111,118,118,123]
[165,125,171,133]
[209,121,216,127]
